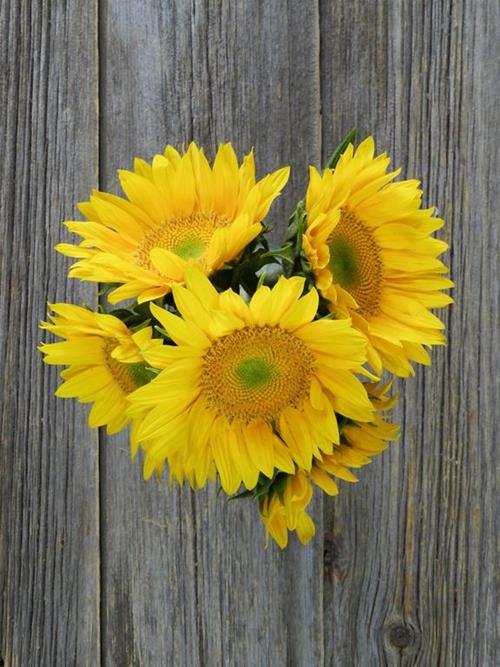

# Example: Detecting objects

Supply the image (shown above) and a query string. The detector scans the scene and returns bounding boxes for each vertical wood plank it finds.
[320,0,499,664]
[0,1,100,665]
[98,1,323,665]
[2,1,497,665]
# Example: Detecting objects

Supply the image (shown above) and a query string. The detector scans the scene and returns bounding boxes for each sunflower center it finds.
[327,208,383,316]
[173,238,206,260]
[201,326,315,423]
[103,342,148,394]
[134,211,230,271]
[235,357,276,389]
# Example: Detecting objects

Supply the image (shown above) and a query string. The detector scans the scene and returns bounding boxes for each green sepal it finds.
[273,199,313,280]
[130,319,152,333]
[106,307,134,321]
[228,489,254,501]
[253,472,279,498]
[325,127,357,170]
[228,470,291,506]
[271,473,288,504]
[106,299,161,331]
[256,271,268,289]
[317,295,334,317]
[267,241,295,266]
[290,200,307,255]
[128,363,158,387]
[153,325,173,342]
[98,283,121,298]
[210,235,281,294]
[258,495,266,513]
[337,414,356,434]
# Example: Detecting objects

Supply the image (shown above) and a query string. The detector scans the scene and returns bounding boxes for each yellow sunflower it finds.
[56,143,290,304]
[40,304,161,434]
[259,382,398,548]
[128,267,374,491]
[260,471,315,549]
[303,136,453,377]
[311,381,399,493]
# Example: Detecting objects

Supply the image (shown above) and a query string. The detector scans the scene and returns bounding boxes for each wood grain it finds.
[1,0,498,665]
[98,2,323,665]
[0,1,100,666]
[320,0,499,665]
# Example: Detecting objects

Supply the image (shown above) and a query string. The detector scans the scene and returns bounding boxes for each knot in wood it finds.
[388,624,414,649]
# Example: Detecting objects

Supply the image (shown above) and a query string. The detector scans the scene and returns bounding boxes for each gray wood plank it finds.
[98,1,323,665]
[0,1,100,666]
[4,1,496,665]
[320,0,499,664]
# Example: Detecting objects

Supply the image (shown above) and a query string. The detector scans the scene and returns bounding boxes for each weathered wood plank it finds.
[98,1,322,665]
[0,1,100,666]
[320,0,499,664]
[3,1,497,665]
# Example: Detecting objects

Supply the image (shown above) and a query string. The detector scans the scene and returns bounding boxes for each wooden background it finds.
[1,1,498,665]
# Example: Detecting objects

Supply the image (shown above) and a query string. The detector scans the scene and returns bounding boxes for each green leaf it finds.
[325,128,358,170]
[228,489,254,501]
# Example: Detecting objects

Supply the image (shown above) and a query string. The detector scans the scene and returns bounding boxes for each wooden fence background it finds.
[1,1,498,665]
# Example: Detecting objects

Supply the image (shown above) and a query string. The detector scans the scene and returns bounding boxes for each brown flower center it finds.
[103,341,144,394]
[133,211,230,271]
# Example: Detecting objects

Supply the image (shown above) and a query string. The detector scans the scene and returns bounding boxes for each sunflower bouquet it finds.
[40,130,452,548]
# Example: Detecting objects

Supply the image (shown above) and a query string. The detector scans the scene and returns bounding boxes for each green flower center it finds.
[104,342,152,394]
[235,357,276,389]
[328,236,360,289]
[327,208,383,316]
[173,238,205,260]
